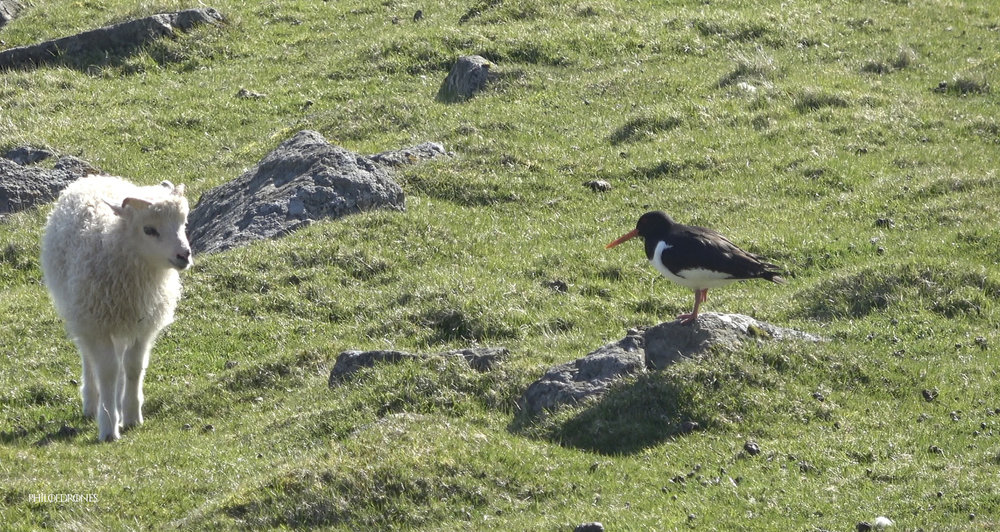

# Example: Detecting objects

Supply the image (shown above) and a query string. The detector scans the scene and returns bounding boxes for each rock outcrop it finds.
[0,8,223,71]
[644,312,823,370]
[517,331,645,416]
[0,0,21,28]
[518,314,823,416]
[187,130,419,255]
[0,149,97,214]
[437,55,496,102]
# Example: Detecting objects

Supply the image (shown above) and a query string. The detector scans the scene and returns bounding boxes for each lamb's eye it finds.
[143,226,160,238]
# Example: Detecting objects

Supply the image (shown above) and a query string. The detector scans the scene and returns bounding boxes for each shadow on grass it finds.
[511,372,707,456]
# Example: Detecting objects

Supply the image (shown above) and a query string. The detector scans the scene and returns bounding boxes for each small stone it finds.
[69,379,79,386]
[928,445,943,454]
[857,522,873,532]
[875,218,895,228]
[182,424,192,431]
[202,424,215,433]
[574,523,604,532]
[812,391,825,402]
[545,279,568,293]
[412,9,423,21]
[679,420,700,434]
[743,441,762,456]
[584,179,612,192]
[224,360,238,369]
[950,411,961,422]
[922,389,938,402]
[235,87,266,100]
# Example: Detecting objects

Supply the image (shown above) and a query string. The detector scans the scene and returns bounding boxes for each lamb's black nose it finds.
[175,249,192,268]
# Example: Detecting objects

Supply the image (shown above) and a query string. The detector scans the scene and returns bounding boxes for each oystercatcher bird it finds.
[606,211,785,324]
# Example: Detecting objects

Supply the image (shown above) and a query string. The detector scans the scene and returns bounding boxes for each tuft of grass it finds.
[717,49,777,88]
[793,89,850,112]
[860,45,918,75]
[946,73,991,95]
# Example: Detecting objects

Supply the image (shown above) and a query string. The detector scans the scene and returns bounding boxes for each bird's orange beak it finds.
[606,229,639,249]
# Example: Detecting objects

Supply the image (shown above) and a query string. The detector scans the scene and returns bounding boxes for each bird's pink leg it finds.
[677,289,708,324]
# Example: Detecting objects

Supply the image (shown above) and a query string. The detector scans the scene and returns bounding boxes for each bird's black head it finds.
[634,211,675,239]
[606,210,676,250]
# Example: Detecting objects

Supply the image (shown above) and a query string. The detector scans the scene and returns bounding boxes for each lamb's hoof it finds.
[99,430,121,443]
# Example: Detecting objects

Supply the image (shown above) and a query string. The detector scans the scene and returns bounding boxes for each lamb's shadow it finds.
[0,8,223,73]
[512,372,707,456]
[0,418,87,447]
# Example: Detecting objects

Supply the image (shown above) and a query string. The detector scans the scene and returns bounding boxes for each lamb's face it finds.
[136,203,193,271]
[114,188,193,271]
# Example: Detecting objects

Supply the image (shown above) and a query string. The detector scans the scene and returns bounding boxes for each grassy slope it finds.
[1,0,999,529]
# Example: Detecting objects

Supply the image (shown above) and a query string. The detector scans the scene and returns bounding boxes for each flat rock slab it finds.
[517,331,645,417]
[188,130,436,255]
[329,347,509,385]
[0,150,98,214]
[0,7,223,70]
[645,312,824,370]
[518,314,823,416]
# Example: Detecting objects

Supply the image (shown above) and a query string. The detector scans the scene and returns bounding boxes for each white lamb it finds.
[41,175,193,442]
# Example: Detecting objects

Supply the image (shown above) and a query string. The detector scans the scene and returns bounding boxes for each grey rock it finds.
[584,179,611,192]
[448,347,509,372]
[437,55,496,102]
[329,350,419,384]
[187,130,406,255]
[644,312,824,370]
[235,87,266,100]
[4,146,57,165]
[0,8,223,71]
[0,0,20,28]
[329,347,509,385]
[369,142,449,168]
[517,331,645,416]
[0,154,98,214]
[518,314,823,416]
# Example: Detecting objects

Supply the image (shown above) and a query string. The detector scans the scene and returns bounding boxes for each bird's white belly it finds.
[652,241,739,290]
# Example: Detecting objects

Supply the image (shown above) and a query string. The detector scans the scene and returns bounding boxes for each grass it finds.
[2,0,1000,529]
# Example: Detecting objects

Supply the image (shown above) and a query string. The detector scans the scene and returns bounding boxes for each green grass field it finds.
[2,0,999,529]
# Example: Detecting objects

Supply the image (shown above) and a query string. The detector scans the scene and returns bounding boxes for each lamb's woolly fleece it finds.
[41,175,189,342]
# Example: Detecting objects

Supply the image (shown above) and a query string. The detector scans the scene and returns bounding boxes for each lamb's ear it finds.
[172,183,186,196]
[159,180,174,189]
[103,199,125,217]
[120,197,153,214]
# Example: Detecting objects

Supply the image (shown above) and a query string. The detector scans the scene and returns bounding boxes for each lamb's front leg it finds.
[122,335,153,430]
[79,333,123,442]
[80,353,98,419]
